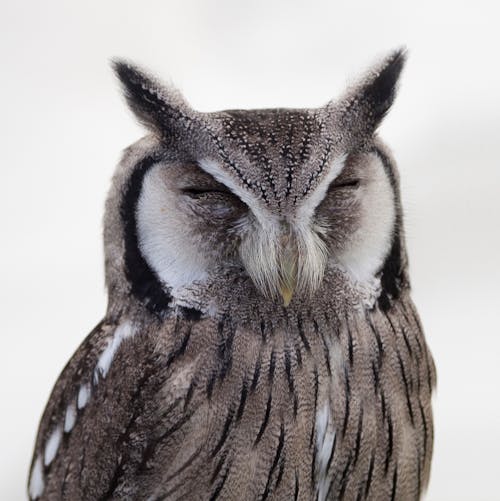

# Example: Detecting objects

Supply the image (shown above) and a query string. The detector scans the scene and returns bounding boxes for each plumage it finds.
[29,49,435,500]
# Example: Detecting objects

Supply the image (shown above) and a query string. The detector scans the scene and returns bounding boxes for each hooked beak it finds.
[278,230,298,307]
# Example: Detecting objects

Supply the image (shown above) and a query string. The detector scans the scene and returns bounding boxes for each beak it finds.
[280,282,295,308]
[278,229,298,307]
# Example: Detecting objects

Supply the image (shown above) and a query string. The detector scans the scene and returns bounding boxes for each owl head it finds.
[104,50,408,318]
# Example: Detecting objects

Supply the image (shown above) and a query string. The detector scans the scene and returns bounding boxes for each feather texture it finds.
[29,292,434,500]
[29,50,435,500]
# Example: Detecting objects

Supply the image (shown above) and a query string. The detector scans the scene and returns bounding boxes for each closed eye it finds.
[182,187,230,198]
[330,179,360,189]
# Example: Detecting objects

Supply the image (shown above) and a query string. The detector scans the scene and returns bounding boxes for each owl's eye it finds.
[318,177,361,216]
[330,179,360,190]
[182,187,230,199]
[182,186,245,219]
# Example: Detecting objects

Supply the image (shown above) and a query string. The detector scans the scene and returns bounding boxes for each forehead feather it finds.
[205,107,341,210]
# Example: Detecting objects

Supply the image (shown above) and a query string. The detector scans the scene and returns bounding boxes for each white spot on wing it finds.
[29,454,44,499]
[315,403,335,501]
[94,321,136,383]
[32,320,136,487]
[44,425,62,466]
[77,383,91,409]
[64,400,77,432]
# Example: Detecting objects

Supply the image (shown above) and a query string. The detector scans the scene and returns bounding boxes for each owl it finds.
[28,49,435,501]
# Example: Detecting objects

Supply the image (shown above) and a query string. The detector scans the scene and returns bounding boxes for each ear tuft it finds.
[359,48,407,124]
[332,48,407,141]
[111,59,193,136]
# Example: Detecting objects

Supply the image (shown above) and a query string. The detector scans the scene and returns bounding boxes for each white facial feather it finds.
[136,154,393,300]
[295,155,347,223]
[137,163,210,294]
[199,158,343,298]
[199,158,277,231]
[337,154,396,282]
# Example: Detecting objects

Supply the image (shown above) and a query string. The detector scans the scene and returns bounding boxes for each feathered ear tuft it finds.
[331,48,407,142]
[111,59,194,137]
[357,48,406,125]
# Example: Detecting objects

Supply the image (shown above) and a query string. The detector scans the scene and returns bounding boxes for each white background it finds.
[1,1,499,499]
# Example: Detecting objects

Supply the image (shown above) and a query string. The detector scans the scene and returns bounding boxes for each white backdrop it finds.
[1,1,499,500]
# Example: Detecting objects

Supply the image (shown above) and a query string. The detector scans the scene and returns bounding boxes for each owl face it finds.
[109,51,405,312]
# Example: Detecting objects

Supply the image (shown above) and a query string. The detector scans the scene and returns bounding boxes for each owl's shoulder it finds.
[28,315,197,499]
[31,320,114,452]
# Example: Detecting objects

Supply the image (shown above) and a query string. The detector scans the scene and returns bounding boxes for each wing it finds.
[27,315,206,501]
[28,319,117,499]
[28,311,311,501]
